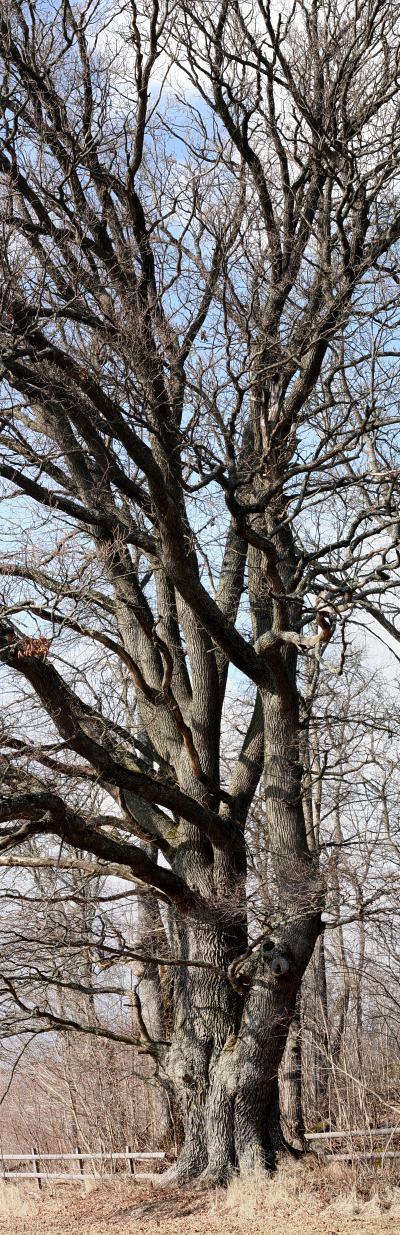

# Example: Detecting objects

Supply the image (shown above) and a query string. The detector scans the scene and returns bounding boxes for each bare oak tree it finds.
[1,0,400,1181]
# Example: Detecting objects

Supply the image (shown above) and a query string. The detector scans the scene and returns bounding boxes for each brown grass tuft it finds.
[213,1156,400,1232]
[0,1181,40,1219]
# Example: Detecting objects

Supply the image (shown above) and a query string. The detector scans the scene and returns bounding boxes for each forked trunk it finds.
[162,671,322,1180]
[164,912,320,1181]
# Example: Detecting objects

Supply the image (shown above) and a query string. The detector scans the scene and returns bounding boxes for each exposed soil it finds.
[0,1168,399,1235]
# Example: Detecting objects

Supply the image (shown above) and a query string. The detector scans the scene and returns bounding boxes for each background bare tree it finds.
[1,0,400,1182]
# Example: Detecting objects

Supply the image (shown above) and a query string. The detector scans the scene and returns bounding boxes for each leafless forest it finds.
[0,0,400,1196]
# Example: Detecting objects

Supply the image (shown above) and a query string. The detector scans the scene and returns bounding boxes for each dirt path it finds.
[0,1175,398,1235]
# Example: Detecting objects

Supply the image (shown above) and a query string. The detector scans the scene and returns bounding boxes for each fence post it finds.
[75,1146,84,1179]
[125,1145,135,1176]
[32,1147,42,1191]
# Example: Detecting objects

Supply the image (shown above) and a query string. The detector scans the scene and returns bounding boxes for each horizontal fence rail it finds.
[0,1151,166,1161]
[306,1127,400,1140]
[306,1127,400,1161]
[0,1146,166,1187]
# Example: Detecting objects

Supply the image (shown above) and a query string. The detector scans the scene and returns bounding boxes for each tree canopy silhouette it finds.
[1,0,400,1181]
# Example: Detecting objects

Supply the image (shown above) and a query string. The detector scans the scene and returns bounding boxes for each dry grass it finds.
[0,1180,41,1220]
[214,1157,400,1234]
[1,1159,400,1234]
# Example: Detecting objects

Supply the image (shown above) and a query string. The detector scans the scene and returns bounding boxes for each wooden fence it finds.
[0,1147,166,1187]
[305,1126,400,1161]
[1,1129,400,1186]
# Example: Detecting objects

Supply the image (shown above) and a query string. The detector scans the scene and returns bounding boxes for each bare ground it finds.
[1,1159,399,1235]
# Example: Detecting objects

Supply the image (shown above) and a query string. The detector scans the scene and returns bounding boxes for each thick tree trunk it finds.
[164,919,240,1181]
[162,647,322,1180]
[163,909,320,1181]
